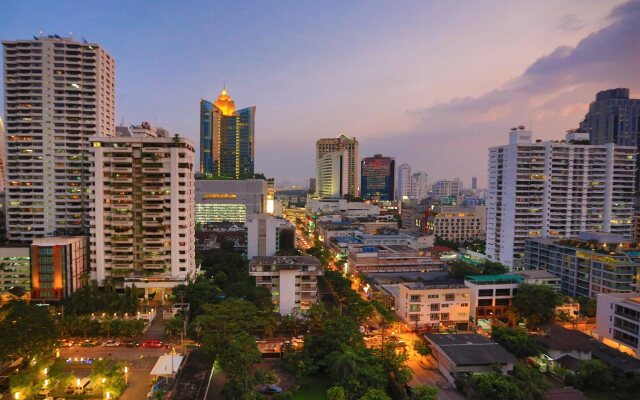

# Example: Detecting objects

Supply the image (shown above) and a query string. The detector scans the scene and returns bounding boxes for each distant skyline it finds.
[2,0,639,187]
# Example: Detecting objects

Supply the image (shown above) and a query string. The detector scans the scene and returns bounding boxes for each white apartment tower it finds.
[487,127,635,269]
[89,132,196,285]
[431,178,463,198]
[316,135,360,197]
[410,172,429,201]
[316,150,349,198]
[3,36,115,241]
[0,117,5,192]
[397,163,411,199]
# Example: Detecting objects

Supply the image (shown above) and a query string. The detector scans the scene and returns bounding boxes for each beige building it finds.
[396,282,470,330]
[432,206,486,242]
[249,256,323,316]
[316,135,359,197]
[89,131,196,289]
[3,36,115,241]
[347,245,444,274]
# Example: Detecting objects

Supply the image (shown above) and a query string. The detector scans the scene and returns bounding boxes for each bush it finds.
[273,392,293,400]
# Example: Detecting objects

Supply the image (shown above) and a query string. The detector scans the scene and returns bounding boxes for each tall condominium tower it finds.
[316,150,348,198]
[316,135,359,197]
[396,163,411,200]
[361,154,395,201]
[431,178,463,198]
[200,87,255,179]
[410,172,429,202]
[0,117,5,192]
[3,36,115,241]
[487,127,635,269]
[89,131,196,287]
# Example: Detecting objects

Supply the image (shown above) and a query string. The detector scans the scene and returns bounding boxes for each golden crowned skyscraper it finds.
[200,87,255,179]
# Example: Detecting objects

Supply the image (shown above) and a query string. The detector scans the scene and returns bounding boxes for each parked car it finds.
[79,340,97,347]
[259,385,283,394]
[122,339,140,348]
[102,340,121,347]
[56,339,74,347]
[142,339,163,348]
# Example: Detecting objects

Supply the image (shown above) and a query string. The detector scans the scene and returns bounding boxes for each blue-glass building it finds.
[361,154,395,201]
[200,88,255,179]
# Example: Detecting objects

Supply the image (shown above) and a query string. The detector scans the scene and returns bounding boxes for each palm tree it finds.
[329,349,360,385]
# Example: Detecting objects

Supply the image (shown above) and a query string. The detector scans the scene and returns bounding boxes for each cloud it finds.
[375,0,640,186]
[555,14,586,32]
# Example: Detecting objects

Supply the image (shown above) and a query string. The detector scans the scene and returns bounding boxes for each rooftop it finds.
[425,333,516,366]
[402,280,466,290]
[512,270,558,280]
[465,274,524,285]
[250,256,321,267]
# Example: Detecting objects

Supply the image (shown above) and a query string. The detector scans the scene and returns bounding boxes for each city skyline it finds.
[1,0,639,187]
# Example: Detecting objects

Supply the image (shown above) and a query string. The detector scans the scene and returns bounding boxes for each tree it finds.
[490,325,546,359]
[218,332,261,398]
[0,300,58,361]
[575,359,613,390]
[449,261,478,280]
[469,372,526,400]
[413,340,432,362]
[511,284,560,328]
[479,261,508,275]
[359,388,391,400]
[412,385,439,400]
[512,363,546,400]
[578,296,597,318]
[327,386,347,400]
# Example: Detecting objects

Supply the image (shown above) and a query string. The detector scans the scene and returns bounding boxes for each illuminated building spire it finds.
[215,85,235,116]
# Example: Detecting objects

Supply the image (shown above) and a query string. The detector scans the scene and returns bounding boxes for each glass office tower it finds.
[361,154,395,201]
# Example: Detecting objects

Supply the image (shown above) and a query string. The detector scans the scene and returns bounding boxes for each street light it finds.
[124,366,128,384]
[43,367,48,375]
[14,392,20,399]
[106,391,111,399]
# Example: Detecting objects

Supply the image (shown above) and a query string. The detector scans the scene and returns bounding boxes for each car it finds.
[122,339,140,348]
[259,385,283,394]
[56,339,74,347]
[79,340,97,347]
[142,339,163,348]
[102,340,121,347]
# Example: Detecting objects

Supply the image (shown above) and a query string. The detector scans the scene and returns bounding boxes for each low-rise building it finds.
[512,270,561,291]
[431,205,486,242]
[0,245,30,292]
[425,333,516,384]
[30,237,87,302]
[595,293,640,358]
[396,281,470,331]
[244,214,296,259]
[249,256,323,316]
[525,232,640,298]
[347,245,444,274]
[464,274,523,326]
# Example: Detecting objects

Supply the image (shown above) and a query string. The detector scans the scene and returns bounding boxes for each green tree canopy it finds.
[218,332,261,398]
[413,385,439,400]
[511,284,560,328]
[490,325,546,359]
[0,300,58,361]
[575,359,614,390]
[327,386,347,400]
[469,372,526,400]
[359,388,391,400]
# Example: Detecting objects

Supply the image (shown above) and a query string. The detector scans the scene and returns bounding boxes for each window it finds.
[495,288,511,296]
[410,295,421,302]
[409,304,420,312]
[409,314,420,322]
[427,294,439,299]
[495,298,510,306]
[460,303,468,307]
[430,304,440,311]
[478,299,493,306]
[478,289,493,297]
[440,313,450,321]
[445,293,455,301]
[430,314,439,321]
[441,303,449,308]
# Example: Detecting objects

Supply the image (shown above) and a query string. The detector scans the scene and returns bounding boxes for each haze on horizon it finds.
[2,0,639,187]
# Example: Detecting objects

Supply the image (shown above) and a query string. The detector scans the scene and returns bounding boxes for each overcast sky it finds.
[2,0,639,187]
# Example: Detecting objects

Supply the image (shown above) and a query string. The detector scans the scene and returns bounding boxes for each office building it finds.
[396,281,470,330]
[316,135,360,197]
[464,274,523,325]
[595,293,640,358]
[249,256,323,315]
[471,177,477,190]
[308,178,316,194]
[580,88,640,147]
[410,172,429,202]
[431,205,486,242]
[361,154,395,201]
[200,87,255,179]
[195,179,268,223]
[30,236,87,301]
[0,245,30,292]
[89,133,196,286]
[316,150,348,198]
[3,36,115,241]
[396,163,411,200]
[244,214,295,259]
[525,232,640,298]
[487,127,635,269]
[431,178,463,198]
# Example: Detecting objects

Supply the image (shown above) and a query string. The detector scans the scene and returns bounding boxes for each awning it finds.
[150,355,184,377]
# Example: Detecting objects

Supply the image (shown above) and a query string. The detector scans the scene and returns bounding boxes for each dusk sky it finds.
[2,0,640,187]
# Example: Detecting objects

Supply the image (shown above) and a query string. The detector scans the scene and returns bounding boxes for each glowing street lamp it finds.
[44,379,49,387]
[14,392,20,399]
[43,367,48,375]
[124,366,128,384]
[106,391,111,399]
[77,378,81,388]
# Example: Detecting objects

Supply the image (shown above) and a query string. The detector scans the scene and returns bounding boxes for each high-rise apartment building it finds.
[595,293,640,358]
[397,163,411,200]
[432,178,463,198]
[89,132,196,286]
[487,127,635,269]
[471,177,477,190]
[3,36,115,241]
[361,154,395,201]
[0,117,5,193]
[316,150,348,198]
[316,135,359,197]
[410,172,429,202]
[200,87,255,179]
[580,88,640,147]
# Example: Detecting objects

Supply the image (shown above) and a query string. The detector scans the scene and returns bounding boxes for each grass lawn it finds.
[292,375,331,400]
[585,390,638,400]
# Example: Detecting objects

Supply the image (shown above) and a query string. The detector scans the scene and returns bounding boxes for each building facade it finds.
[316,150,348,198]
[487,128,635,269]
[0,245,30,292]
[316,135,360,197]
[244,214,295,259]
[30,236,87,301]
[431,179,463,198]
[595,293,640,358]
[397,163,411,200]
[361,154,395,201]
[347,245,443,274]
[410,172,429,202]
[432,205,486,242]
[200,87,255,179]
[249,256,323,315]
[525,233,640,298]
[89,134,196,286]
[396,282,470,330]
[464,274,523,325]
[3,36,115,241]
[195,179,268,223]
[581,88,640,147]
